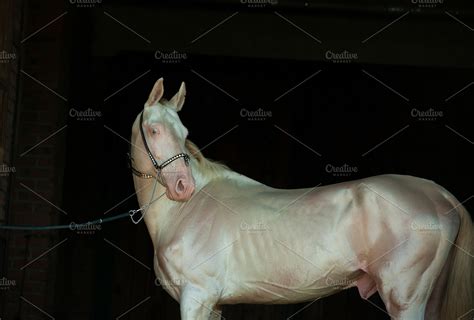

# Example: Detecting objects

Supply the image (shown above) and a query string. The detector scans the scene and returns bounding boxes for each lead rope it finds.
[0,176,165,230]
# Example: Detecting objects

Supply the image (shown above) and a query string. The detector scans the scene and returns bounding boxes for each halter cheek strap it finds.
[128,155,155,179]
[128,111,190,181]
[139,110,160,170]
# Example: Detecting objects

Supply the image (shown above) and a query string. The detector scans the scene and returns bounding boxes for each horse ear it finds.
[145,78,164,107]
[170,81,186,111]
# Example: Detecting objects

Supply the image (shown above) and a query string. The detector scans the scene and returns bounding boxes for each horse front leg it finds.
[180,286,220,320]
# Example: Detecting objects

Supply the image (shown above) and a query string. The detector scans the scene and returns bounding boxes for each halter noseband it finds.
[128,111,190,181]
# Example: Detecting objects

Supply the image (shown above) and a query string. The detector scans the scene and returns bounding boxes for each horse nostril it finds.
[176,179,186,194]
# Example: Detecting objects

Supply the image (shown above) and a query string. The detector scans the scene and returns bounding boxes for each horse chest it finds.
[153,243,184,300]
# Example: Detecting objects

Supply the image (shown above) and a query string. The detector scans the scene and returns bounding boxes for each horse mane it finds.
[151,100,234,180]
[184,139,230,178]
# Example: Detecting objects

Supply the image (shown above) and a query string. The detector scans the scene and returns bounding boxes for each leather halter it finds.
[128,111,190,181]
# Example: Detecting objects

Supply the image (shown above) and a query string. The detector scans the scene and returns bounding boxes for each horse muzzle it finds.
[164,173,195,202]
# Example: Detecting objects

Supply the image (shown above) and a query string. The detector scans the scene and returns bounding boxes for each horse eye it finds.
[152,128,158,135]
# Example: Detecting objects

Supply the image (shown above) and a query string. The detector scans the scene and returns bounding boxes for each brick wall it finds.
[0,5,24,315]
[0,0,68,319]
[0,0,22,223]
[0,0,23,315]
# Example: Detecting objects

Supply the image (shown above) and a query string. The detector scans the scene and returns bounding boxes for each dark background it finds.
[1,0,473,319]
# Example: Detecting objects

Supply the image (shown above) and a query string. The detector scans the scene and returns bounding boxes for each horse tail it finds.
[439,202,473,320]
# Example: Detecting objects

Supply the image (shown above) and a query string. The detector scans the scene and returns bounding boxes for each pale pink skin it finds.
[131,79,464,320]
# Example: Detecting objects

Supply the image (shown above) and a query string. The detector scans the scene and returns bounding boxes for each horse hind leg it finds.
[376,264,432,320]
[424,250,450,320]
[374,233,452,320]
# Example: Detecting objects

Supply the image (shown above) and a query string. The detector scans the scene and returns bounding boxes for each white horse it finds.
[130,78,473,320]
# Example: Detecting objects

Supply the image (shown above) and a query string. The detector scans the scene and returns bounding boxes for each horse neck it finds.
[133,147,254,246]
[133,175,175,247]
[133,157,209,246]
